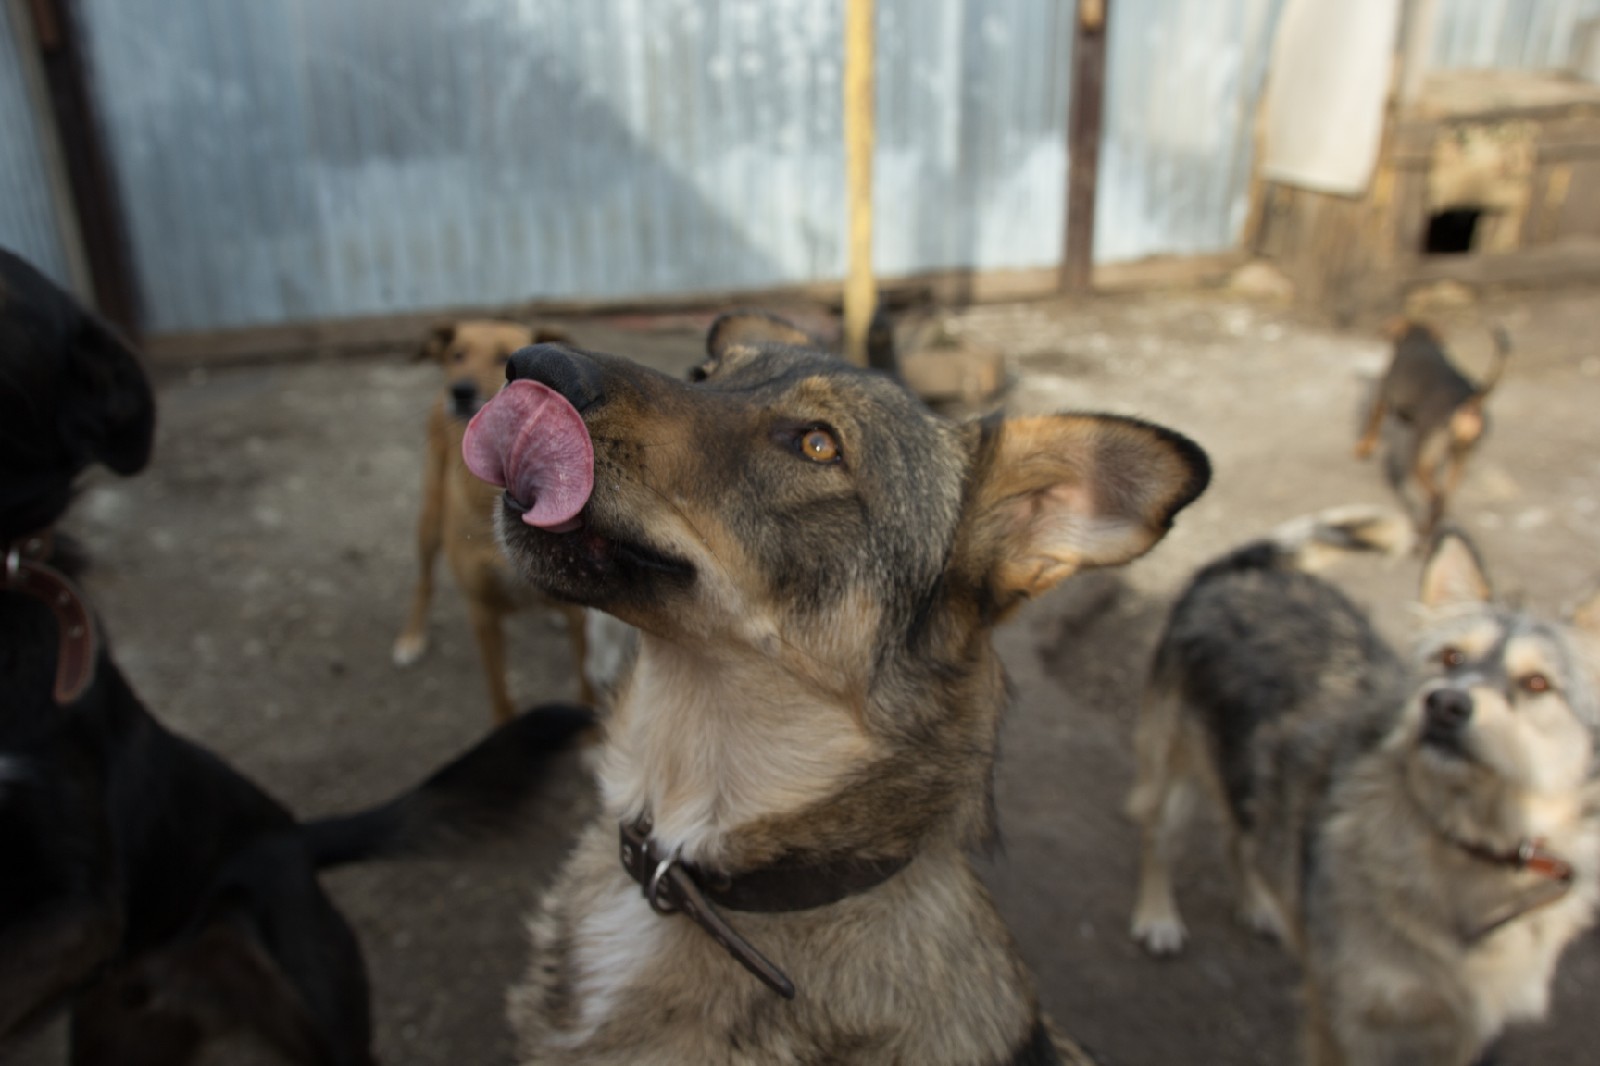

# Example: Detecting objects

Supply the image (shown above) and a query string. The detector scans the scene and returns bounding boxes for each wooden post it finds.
[842,0,875,366]
[1060,0,1108,294]
[23,0,140,334]
[1396,0,1439,110]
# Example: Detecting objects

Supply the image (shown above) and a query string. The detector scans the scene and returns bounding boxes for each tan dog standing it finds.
[395,320,594,723]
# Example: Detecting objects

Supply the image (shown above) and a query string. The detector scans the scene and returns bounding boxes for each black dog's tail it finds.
[301,702,596,870]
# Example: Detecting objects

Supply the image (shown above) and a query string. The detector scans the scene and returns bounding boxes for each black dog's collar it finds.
[3,529,99,705]
[617,819,911,999]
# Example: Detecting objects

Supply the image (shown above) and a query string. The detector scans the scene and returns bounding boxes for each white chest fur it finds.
[597,638,875,864]
[548,874,665,1050]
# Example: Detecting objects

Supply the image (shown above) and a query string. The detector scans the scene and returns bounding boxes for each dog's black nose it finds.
[1424,687,1473,730]
[506,344,605,412]
[450,381,477,410]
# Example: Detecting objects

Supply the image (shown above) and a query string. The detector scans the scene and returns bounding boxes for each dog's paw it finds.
[1130,914,1188,956]
[1236,899,1285,942]
[392,632,429,666]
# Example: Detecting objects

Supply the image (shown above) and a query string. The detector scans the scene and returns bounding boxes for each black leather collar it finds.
[617,819,910,999]
[1448,834,1574,943]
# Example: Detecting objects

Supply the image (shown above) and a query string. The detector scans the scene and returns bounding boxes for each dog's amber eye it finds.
[1520,674,1550,695]
[451,350,467,364]
[1438,646,1465,668]
[799,428,841,464]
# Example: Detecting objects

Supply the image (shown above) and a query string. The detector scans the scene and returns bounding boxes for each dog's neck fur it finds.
[599,633,881,866]
[1368,744,1590,870]
[598,617,1005,872]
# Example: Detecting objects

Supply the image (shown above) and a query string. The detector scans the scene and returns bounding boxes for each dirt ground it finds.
[11,285,1600,1064]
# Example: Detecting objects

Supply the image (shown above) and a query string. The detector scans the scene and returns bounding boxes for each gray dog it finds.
[1129,508,1599,1065]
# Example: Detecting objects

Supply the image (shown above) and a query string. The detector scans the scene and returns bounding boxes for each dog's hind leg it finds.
[467,600,516,726]
[1128,684,1195,955]
[557,604,596,706]
[1423,448,1471,538]
[1228,835,1285,942]
[1381,424,1429,538]
[393,433,447,666]
[1413,447,1451,539]
[1354,389,1387,460]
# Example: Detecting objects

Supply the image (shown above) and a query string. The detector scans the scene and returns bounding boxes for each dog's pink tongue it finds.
[462,379,593,529]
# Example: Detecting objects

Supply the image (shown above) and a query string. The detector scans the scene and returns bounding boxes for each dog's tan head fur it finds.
[1390,530,1600,848]
[419,319,572,420]
[489,313,1209,867]
[1383,316,1441,345]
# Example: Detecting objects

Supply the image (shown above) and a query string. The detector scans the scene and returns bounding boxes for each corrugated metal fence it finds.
[0,2,74,290]
[3,0,1281,332]
[1100,0,1282,262]
[1431,0,1600,70]
[2,1,1589,333]
[71,0,1090,332]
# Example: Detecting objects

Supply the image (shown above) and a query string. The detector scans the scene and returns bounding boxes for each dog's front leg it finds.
[467,599,516,725]
[394,411,449,666]
[1324,981,1478,1066]
[0,902,122,1042]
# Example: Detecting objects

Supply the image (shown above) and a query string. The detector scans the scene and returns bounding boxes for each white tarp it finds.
[1260,0,1401,196]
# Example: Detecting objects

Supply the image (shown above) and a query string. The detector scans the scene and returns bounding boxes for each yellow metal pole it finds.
[843,0,876,366]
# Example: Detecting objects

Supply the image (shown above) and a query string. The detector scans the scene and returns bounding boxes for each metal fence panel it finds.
[1100,0,1285,262]
[1431,0,1600,70]
[71,0,1275,331]
[0,3,74,289]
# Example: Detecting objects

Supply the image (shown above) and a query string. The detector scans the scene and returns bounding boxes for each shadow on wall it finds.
[78,0,788,331]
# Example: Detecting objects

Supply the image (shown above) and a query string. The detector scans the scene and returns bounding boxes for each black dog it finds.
[0,247,594,1064]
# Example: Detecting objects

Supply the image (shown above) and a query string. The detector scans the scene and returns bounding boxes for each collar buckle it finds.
[618,820,796,999]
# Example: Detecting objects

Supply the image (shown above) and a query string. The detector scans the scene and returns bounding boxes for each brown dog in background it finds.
[394,320,595,722]
[1354,320,1511,538]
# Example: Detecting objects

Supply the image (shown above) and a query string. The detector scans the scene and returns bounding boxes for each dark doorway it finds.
[1423,207,1484,255]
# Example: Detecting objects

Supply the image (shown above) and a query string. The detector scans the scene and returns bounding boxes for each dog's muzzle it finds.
[449,381,479,418]
[1421,686,1473,751]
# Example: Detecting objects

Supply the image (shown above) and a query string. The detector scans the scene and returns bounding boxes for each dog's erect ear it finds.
[60,317,156,477]
[531,326,574,346]
[962,413,1209,610]
[696,311,828,383]
[1419,528,1493,609]
[416,321,456,362]
[706,311,822,360]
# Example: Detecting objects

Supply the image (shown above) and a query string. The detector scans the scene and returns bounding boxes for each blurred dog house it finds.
[1253,0,1600,319]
